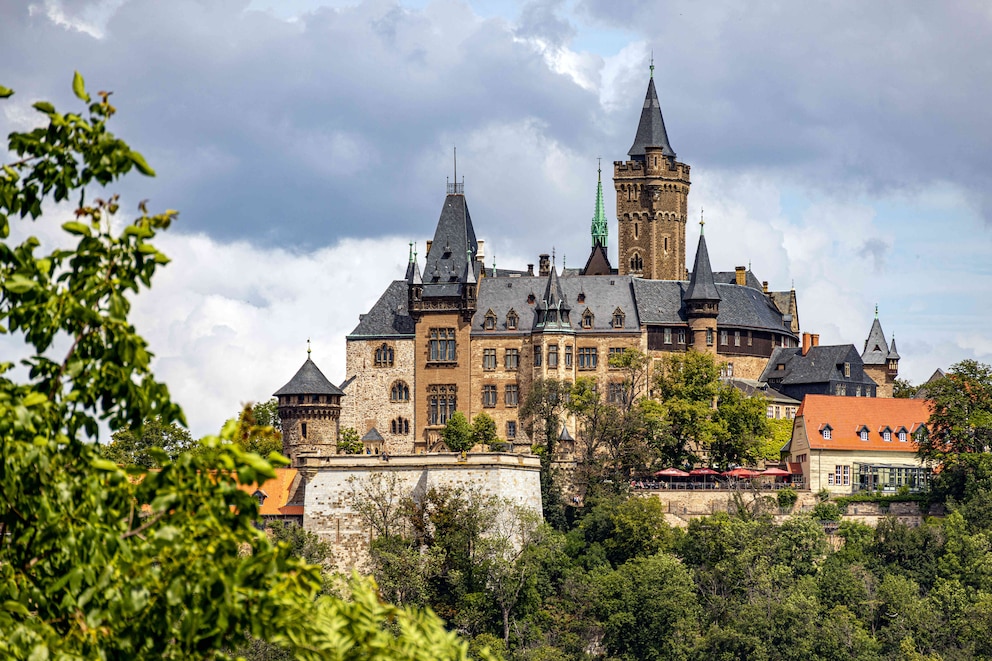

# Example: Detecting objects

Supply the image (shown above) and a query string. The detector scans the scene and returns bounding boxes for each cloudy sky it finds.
[3,0,990,438]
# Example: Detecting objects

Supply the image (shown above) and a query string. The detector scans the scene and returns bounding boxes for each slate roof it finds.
[759,345,873,386]
[274,357,344,396]
[361,428,384,442]
[798,395,931,451]
[473,274,640,335]
[684,234,720,303]
[712,270,763,290]
[862,318,893,365]
[347,280,415,338]
[632,279,793,334]
[724,378,800,406]
[423,194,479,298]
[628,76,676,159]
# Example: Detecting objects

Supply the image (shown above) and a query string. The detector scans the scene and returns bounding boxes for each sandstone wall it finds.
[340,338,415,454]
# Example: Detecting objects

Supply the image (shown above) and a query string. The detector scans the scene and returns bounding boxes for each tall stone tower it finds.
[274,350,343,465]
[614,65,691,280]
[861,308,900,398]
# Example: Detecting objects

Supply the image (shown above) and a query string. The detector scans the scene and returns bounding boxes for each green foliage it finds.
[893,377,918,398]
[443,411,475,452]
[98,416,198,467]
[777,487,798,510]
[812,501,843,521]
[572,496,677,568]
[336,426,364,454]
[918,359,992,462]
[471,411,499,449]
[0,74,478,660]
[762,417,794,460]
[231,401,283,457]
[710,383,771,467]
[519,378,572,527]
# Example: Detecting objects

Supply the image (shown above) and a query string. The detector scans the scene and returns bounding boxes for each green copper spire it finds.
[591,159,608,249]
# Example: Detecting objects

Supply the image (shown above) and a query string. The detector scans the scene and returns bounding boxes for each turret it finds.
[274,347,344,465]
[683,221,720,353]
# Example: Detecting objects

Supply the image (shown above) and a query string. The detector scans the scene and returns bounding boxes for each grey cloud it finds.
[514,0,576,47]
[857,237,889,272]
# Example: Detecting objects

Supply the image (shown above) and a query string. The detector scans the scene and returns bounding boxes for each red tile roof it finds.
[238,467,302,516]
[798,395,931,452]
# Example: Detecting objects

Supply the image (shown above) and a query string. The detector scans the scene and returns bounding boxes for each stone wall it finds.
[340,337,416,454]
[301,452,543,571]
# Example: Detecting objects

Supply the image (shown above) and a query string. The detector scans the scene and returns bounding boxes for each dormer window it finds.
[821,424,832,440]
[506,310,518,330]
[577,292,585,304]
[582,309,594,329]
[879,426,892,442]
[527,293,536,304]
[484,309,497,331]
[857,425,870,441]
[612,308,625,329]
[844,362,851,377]
[897,426,908,443]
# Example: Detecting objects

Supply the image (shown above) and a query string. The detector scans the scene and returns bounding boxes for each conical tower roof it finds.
[273,357,344,396]
[684,231,720,303]
[591,162,609,249]
[889,337,900,361]
[423,194,479,292]
[862,313,890,365]
[627,75,676,160]
[539,265,569,312]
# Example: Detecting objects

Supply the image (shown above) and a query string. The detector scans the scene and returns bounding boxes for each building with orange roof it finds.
[782,394,931,494]
[238,467,305,525]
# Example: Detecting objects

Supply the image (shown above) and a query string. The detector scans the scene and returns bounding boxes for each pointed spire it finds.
[889,336,900,360]
[465,248,476,285]
[862,314,891,365]
[591,158,609,249]
[307,337,311,357]
[404,241,418,281]
[627,71,676,159]
[684,232,720,303]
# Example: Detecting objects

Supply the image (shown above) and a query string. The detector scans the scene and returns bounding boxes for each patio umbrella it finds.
[654,467,690,478]
[760,467,791,477]
[722,467,761,478]
[689,467,720,488]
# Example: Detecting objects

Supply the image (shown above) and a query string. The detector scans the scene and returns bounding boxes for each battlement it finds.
[614,158,690,181]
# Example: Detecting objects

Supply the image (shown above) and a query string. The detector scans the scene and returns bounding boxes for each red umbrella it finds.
[722,467,761,478]
[654,467,690,477]
[760,467,791,477]
[689,468,720,476]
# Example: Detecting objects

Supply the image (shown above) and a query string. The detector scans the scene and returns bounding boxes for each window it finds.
[634,222,638,238]
[883,430,891,442]
[834,465,851,486]
[607,382,627,405]
[506,310,518,330]
[706,329,714,346]
[786,407,796,419]
[630,253,643,271]
[835,383,847,396]
[678,329,686,344]
[482,385,497,408]
[577,292,585,303]
[505,348,519,370]
[664,328,672,344]
[534,346,542,367]
[822,427,832,440]
[898,430,907,442]
[578,347,598,370]
[720,330,728,346]
[391,417,410,435]
[297,395,305,404]
[506,421,517,439]
[767,405,775,418]
[390,381,410,402]
[856,385,862,397]
[844,362,851,377]
[301,422,307,439]
[428,328,456,362]
[747,331,753,346]
[726,362,734,378]
[428,385,456,425]
[374,343,394,367]
[734,331,741,347]
[483,348,497,371]
[484,310,496,330]
[547,345,559,368]
[664,237,669,251]
[860,429,869,441]
[505,384,519,407]
[565,345,573,367]
[609,347,624,367]
[612,308,625,328]
[582,310,594,329]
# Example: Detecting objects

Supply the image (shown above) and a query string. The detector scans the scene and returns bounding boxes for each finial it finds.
[408,241,414,263]
[453,146,457,185]
[748,259,751,271]
[492,253,496,277]
[563,254,566,270]
[597,156,602,178]
[875,304,879,319]
[650,50,654,79]
[699,207,705,235]
[307,337,311,357]
[552,247,556,265]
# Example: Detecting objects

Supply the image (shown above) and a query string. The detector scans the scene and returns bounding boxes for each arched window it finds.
[390,381,410,402]
[629,253,643,271]
[374,343,394,367]
[391,417,410,435]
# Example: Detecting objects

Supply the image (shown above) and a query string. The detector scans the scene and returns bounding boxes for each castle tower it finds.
[683,224,720,354]
[274,349,344,465]
[614,65,691,280]
[582,161,614,276]
[861,307,900,397]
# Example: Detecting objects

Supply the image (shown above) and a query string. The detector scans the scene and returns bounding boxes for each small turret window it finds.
[630,253,643,272]
[374,343,394,367]
[301,422,307,439]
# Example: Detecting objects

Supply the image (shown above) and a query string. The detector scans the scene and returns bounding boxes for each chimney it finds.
[811,333,819,347]
[762,281,769,293]
[539,254,550,277]
[802,332,812,356]
[527,264,534,276]
[426,240,433,255]
[735,266,747,286]
[476,240,485,263]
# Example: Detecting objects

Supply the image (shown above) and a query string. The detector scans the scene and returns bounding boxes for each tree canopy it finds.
[917,359,992,463]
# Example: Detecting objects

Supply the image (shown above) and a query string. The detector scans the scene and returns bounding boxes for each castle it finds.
[272,66,900,463]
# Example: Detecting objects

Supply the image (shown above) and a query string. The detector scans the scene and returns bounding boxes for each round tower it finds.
[273,349,343,465]
[683,224,720,355]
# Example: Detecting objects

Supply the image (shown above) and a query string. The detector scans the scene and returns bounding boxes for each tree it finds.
[443,411,475,452]
[472,412,499,449]
[231,401,283,457]
[0,74,479,660]
[337,426,364,454]
[520,378,572,526]
[98,416,198,467]
[651,352,723,466]
[710,384,771,467]
[917,360,992,462]
[893,378,919,399]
